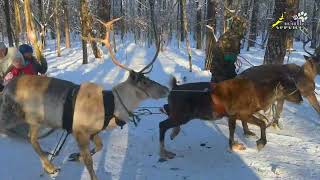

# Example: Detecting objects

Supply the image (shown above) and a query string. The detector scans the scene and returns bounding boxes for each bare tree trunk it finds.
[84,0,102,58]
[55,0,61,57]
[311,0,319,48]
[0,20,4,41]
[181,0,192,72]
[246,0,254,51]
[80,0,88,64]
[98,0,111,38]
[205,0,217,70]
[195,1,202,49]
[263,0,288,64]
[3,0,14,46]
[13,0,22,46]
[179,0,185,42]
[285,0,299,51]
[24,0,45,62]
[120,0,125,40]
[38,0,46,49]
[248,0,259,48]
[64,0,71,48]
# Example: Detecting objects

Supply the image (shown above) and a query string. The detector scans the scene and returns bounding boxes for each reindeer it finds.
[238,40,320,131]
[0,16,168,180]
[159,77,287,161]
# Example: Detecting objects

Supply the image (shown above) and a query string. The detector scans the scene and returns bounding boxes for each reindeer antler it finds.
[303,38,314,57]
[139,0,160,74]
[224,3,236,14]
[103,17,132,71]
[87,17,132,71]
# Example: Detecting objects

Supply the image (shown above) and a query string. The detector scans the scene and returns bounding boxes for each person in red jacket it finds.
[2,44,47,85]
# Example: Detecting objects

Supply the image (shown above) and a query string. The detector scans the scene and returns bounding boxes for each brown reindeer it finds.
[238,41,320,131]
[159,77,286,161]
[0,16,168,180]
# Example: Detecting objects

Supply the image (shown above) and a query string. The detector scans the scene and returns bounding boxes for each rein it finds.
[113,88,141,126]
[170,89,210,93]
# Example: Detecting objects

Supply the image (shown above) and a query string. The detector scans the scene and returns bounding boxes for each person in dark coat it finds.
[210,16,247,82]
[18,44,47,75]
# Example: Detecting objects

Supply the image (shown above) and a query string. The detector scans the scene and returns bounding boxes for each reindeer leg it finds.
[74,131,98,180]
[29,125,59,175]
[159,118,177,161]
[228,117,246,151]
[69,133,103,161]
[91,134,103,154]
[241,121,256,137]
[170,126,181,140]
[246,115,267,151]
[306,93,320,113]
[272,100,284,129]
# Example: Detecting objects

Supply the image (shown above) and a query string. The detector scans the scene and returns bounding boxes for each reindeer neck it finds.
[302,61,317,80]
[112,82,142,121]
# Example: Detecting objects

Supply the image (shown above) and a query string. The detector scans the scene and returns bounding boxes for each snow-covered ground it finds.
[0,39,320,180]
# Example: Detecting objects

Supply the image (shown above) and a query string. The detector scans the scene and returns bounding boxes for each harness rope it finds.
[114,88,141,127]
[48,131,69,162]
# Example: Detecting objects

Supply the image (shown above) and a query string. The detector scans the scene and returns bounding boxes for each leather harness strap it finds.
[62,87,128,132]
[102,90,126,129]
[62,86,80,133]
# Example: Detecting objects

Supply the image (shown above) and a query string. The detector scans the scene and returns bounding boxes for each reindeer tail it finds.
[170,76,178,89]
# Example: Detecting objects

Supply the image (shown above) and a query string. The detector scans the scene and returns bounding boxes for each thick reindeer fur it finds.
[73,83,105,134]
[159,78,284,160]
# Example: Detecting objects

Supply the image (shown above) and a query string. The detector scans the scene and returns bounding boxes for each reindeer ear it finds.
[303,55,310,60]
[129,71,138,81]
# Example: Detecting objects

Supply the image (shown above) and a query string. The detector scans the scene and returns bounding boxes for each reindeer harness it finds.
[62,85,125,133]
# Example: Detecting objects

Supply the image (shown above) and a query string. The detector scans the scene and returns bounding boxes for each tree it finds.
[285,0,299,51]
[55,0,62,57]
[80,0,89,64]
[97,0,111,38]
[264,0,289,64]
[195,0,202,49]
[179,0,185,42]
[181,0,192,72]
[38,0,45,49]
[3,0,14,46]
[24,0,45,62]
[63,0,71,48]
[205,0,217,70]
[248,0,259,48]
[311,0,319,48]
[13,0,22,46]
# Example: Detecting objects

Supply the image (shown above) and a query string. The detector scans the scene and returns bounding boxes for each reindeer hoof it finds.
[231,142,246,151]
[160,149,176,161]
[272,122,283,130]
[256,139,266,151]
[244,131,256,137]
[44,167,60,175]
[68,152,80,161]
[158,158,167,162]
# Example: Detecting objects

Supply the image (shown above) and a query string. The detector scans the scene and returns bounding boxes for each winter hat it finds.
[0,42,6,49]
[19,44,33,54]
